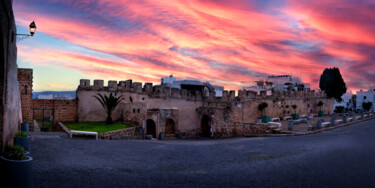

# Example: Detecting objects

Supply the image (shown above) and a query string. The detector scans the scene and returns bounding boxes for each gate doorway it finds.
[146,119,156,138]
[165,118,175,136]
[32,108,54,131]
[201,115,211,137]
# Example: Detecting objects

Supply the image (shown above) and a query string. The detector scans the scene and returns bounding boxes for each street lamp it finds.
[14,21,37,41]
[29,21,36,36]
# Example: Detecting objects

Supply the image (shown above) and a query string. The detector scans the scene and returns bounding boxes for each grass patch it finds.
[36,120,53,131]
[63,122,131,134]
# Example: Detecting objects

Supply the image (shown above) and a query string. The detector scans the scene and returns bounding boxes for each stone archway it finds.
[201,115,211,137]
[146,119,156,138]
[165,118,175,136]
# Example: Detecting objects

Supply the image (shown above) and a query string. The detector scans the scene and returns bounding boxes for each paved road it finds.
[32,119,375,187]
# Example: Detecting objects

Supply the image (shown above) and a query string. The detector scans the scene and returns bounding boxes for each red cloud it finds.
[14,0,375,91]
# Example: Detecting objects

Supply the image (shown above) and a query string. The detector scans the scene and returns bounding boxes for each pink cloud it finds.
[14,0,375,92]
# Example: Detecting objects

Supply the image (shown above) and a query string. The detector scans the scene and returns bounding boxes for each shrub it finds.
[334,106,345,113]
[3,144,28,160]
[362,102,373,112]
[292,104,297,113]
[258,102,268,117]
[317,101,324,112]
[15,131,28,137]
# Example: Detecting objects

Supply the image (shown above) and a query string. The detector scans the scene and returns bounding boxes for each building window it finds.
[133,109,135,113]
[364,96,367,100]
[138,109,140,113]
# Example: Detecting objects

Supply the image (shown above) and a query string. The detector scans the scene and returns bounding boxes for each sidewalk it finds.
[248,114,375,137]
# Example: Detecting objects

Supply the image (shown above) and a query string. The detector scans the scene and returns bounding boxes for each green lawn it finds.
[36,120,53,131]
[63,122,131,134]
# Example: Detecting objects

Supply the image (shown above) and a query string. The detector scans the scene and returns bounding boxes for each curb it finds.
[245,116,375,137]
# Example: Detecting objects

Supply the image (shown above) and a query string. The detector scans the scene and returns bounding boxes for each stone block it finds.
[93,80,104,89]
[144,83,153,94]
[133,82,142,93]
[108,80,117,91]
[171,88,180,98]
[229,90,235,100]
[80,79,90,87]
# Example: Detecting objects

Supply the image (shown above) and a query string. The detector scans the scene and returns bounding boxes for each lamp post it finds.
[14,21,37,41]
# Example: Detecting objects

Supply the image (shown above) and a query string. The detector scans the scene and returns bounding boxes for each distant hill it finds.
[32,91,76,99]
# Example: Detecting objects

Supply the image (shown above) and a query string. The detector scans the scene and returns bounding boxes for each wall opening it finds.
[146,119,156,138]
[165,118,175,136]
[201,115,211,137]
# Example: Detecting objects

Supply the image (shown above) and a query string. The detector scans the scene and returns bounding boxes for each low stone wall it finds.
[235,122,269,136]
[99,127,140,140]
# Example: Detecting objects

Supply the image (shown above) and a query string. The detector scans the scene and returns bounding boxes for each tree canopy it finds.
[362,102,373,111]
[319,67,347,102]
[258,102,268,116]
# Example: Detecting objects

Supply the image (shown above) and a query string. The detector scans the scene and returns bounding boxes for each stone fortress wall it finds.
[0,0,21,150]
[77,79,334,138]
[17,68,334,139]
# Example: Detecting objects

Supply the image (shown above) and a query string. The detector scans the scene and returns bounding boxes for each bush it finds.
[3,144,28,160]
[362,102,373,112]
[334,106,345,113]
[15,131,28,137]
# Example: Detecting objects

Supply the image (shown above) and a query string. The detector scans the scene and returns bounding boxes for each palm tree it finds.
[93,93,123,125]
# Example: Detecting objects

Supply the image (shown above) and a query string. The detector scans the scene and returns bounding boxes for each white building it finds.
[267,75,310,92]
[333,92,353,110]
[160,75,224,97]
[356,89,375,111]
[242,75,311,94]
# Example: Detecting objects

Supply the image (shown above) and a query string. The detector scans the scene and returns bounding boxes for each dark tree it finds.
[93,93,123,125]
[362,102,373,112]
[291,104,297,113]
[317,101,324,112]
[319,67,347,102]
[258,102,268,117]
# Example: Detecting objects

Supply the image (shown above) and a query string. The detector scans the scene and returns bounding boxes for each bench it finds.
[268,122,282,128]
[284,116,292,121]
[271,118,280,122]
[335,119,343,124]
[321,122,331,127]
[70,130,98,140]
[347,117,353,122]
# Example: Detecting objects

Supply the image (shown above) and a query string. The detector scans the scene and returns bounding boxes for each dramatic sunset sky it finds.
[14,0,375,92]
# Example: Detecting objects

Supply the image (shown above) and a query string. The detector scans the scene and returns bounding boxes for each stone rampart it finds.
[77,79,326,102]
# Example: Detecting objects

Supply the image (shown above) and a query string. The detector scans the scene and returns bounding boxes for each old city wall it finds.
[77,79,206,133]
[32,99,77,130]
[234,90,334,123]
[76,79,334,137]
[18,69,33,130]
[0,0,21,150]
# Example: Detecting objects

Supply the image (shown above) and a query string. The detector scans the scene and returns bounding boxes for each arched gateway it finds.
[201,115,211,137]
[146,119,156,138]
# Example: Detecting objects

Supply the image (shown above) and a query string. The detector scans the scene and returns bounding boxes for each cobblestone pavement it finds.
[31,118,375,187]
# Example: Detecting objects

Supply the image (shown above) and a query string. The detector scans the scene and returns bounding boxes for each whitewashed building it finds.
[160,75,224,97]
[333,92,353,110]
[356,89,375,110]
